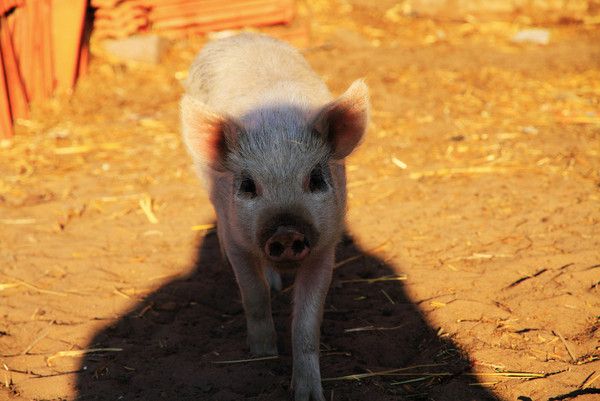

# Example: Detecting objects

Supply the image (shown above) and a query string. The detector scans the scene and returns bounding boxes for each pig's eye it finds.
[239,174,258,198]
[308,166,328,193]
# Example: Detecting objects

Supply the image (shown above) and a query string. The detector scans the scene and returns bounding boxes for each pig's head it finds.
[181,80,369,268]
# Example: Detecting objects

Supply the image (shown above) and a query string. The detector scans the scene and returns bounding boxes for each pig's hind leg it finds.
[226,246,278,356]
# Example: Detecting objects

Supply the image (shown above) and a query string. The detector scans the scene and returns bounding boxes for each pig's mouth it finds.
[258,212,318,265]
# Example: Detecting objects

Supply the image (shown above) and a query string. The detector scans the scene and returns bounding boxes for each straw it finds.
[212,355,279,364]
[46,348,123,366]
[322,363,448,382]
[139,194,158,224]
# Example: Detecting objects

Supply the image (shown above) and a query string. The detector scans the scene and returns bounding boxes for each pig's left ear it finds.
[313,79,370,159]
[180,95,241,171]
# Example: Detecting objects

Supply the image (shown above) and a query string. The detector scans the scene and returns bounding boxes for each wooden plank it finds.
[19,3,34,101]
[42,0,55,98]
[149,0,292,21]
[94,15,148,38]
[92,0,295,38]
[31,1,43,102]
[0,14,28,119]
[51,0,87,90]
[152,4,294,31]
[95,2,146,20]
[0,21,14,138]
[77,11,94,79]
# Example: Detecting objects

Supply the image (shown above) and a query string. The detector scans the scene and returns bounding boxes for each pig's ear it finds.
[180,95,241,171]
[313,79,370,159]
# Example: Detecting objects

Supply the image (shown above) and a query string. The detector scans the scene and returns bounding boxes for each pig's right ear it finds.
[180,95,241,171]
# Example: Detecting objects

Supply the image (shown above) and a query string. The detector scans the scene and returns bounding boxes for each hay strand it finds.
[581,372,600,389]
[339,274,407,284]
[409,165,521,180]
[0,275,67,297]
[191,223,216,231]
[139,194,158,224]
[212,355,279,364]
[21,321,54,355]
[390,373,452,385]
[46,348,123,366]
[344,324,404,333]
[322,363,447,382]
[553,331,577,362]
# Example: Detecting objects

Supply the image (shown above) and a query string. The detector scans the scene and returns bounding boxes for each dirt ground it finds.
[1,2,599,401]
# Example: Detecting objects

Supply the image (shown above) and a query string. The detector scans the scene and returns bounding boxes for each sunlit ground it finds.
[1,2,599,400]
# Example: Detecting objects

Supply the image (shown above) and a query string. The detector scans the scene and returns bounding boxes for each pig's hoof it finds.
[248,329,278,356]
[292,376,325,401]
[294,383,325,401]
[265,266,282,292]
[247,319,277,356]
[249,339,278,357]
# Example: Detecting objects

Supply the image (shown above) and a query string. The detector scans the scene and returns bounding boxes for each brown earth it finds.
[1,2,599,401]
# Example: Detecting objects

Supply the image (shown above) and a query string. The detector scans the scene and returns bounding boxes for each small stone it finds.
[521,125,539,135]
[0,139,13,149]
[157,301,177,311]
[511,29,550,45]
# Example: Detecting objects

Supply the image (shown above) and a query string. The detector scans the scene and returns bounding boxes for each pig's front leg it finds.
[291,249,334,401]
[227,246,277,356]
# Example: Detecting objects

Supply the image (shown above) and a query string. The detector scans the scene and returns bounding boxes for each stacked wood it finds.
[1,1,296,138]
[0,0,90,139]
[92,0,150,39]
[92,0,295,39]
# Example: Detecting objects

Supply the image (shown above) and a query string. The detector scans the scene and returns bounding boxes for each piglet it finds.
[180,33,369,401]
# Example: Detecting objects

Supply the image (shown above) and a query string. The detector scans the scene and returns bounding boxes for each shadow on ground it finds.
[75,229,500,400]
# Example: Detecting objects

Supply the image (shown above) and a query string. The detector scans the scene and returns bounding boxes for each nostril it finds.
[291,239,305,254]
[269,242,285,257]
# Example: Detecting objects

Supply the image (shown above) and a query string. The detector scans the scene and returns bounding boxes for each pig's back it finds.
[185,33,331,116]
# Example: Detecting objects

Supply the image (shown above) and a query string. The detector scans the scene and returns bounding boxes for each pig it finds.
[180,33,369,401]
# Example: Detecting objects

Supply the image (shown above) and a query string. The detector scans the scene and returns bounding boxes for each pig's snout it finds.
[265,227,310,262]
[259,213,318,264]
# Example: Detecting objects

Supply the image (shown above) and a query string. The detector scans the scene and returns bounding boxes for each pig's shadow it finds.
[75,230,499,401]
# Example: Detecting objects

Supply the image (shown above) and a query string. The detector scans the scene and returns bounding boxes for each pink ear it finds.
[180,95,240,171]
[313,80,369,159]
